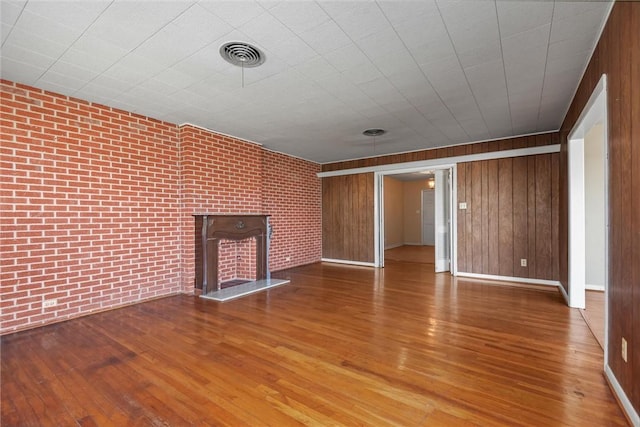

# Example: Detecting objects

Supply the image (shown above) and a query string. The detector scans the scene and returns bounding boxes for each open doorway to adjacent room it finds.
[567,75,608,354]
[377,167,454,273]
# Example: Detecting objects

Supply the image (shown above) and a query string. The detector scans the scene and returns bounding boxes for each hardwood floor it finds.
[1,261,627,426]
[385,245,434,264]
[581,290,606,350]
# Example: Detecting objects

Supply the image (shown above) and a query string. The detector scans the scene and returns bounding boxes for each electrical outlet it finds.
[43,299,57,308]
[459,202,467,210]
[286,256,291,262]
[520,259,527,267]
[622,337,628,362]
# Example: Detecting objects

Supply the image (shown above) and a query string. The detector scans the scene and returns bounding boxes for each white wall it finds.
[403,180,430,244]
[584,122,606,288]
[384,176,404,249]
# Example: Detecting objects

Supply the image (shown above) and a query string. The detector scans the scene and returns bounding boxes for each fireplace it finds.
[194,214,288,301]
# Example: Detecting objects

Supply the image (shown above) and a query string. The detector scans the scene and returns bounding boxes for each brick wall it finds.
[262,150,322,271]
[1,80,322,334]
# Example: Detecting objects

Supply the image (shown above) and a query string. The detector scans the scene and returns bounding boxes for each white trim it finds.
[605,365,640,427]
[321,258,375,267]
[320,130,557,165]
[457,272,561,287]
[374,173,382,267]
[180,122,262,146]
[451,166,458,276]
[585,284,605,291]
[318,145,560,178]
[567,74,607,310]
[558,282,570,305]
[384,243,404,250]
[403,242,423,246]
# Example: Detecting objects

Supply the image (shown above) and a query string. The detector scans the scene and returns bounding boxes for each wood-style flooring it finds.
[1,261,627,426]
[385,245,434,264]
[581,290,606,350]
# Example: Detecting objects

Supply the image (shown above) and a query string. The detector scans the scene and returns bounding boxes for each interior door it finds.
[434,169,451,272]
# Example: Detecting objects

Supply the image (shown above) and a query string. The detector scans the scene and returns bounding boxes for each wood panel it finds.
[457,153,559,281]
[0,262,628,426]
[322,173,374,263]
[558,2,639,415]
[456,163,467,272]
[512,156,528,276]
[498,158,514,277]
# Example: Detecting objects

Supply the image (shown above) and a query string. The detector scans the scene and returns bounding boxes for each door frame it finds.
[375,164,457,273]
[566,74,608,358]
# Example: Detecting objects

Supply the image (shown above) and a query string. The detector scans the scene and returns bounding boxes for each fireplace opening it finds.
[218,237,257,289]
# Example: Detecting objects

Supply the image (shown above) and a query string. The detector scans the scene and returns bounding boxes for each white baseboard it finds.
[403,242,423,246]
[605,365,640,426]
[384,243,403,250]
[585,284,605,291]
[456,272,561,287]
[321,258,375,267]
[558,282,570,304]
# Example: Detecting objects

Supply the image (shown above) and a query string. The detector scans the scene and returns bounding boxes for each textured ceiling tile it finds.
[0,0,613,162]
[24,1,110,31]
[1,1,25,26]
[268,1,330,34]
[297,19,352,55]
[320,1,391,41]
[199,1,265,27]
[0,56,45,85]
[496,0,553,39]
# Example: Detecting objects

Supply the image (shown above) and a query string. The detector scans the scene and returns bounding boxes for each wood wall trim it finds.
[322,132,558,172]
[318,144,559,178]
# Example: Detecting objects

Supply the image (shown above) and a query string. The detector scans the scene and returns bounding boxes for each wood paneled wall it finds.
[559,2,640,414]
[321,134,559,272]
[322,173,374,263]
[457,151,559,280]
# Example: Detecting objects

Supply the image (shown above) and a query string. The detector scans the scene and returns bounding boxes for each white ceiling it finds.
[0,0,612,163]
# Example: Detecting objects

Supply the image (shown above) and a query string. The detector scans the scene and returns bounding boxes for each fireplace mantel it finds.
[194,214,271,295]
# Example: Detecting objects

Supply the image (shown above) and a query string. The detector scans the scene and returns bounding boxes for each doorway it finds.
[567,74,608,356]
[377,166,455,272]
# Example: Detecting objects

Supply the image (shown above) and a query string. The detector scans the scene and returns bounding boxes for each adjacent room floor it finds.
[385,244,434,265]
[1,261,627,426]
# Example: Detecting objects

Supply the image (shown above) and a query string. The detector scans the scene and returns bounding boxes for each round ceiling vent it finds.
[362,129,386,137]
[220,42,265,68]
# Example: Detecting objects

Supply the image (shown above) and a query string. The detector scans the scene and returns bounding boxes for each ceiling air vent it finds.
[362,129,386,137]
[220,42,265,68]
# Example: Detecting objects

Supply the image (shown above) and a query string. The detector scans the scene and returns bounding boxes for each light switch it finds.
[459,202,467,210]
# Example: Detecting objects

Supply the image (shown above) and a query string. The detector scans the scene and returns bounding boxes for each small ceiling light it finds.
[362,129,386,137]
[428,178,435,189]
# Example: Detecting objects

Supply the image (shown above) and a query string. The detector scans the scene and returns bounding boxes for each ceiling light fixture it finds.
[362,129,386,154]
[220,41,265,87]
[362,129,386,137]
[362,129,387,154]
